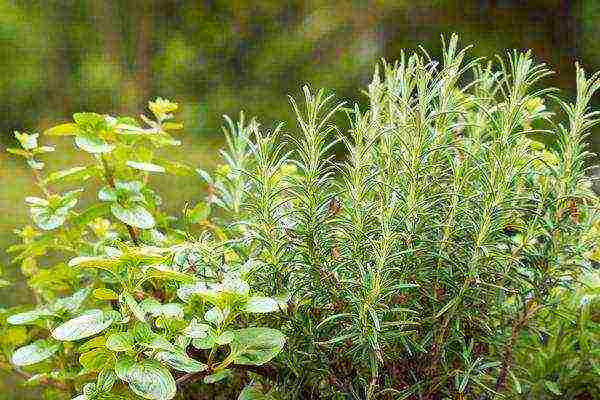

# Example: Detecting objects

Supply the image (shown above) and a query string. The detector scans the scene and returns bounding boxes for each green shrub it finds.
[510,270,599,399]
[1,35,599,399]
[2,100,286,400]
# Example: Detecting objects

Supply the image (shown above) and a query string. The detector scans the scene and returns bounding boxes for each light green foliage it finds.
[511,271,600,399]
[1,99,286,400]
[193,36,599,399]
[11,340,60,367]
[1,36,599,400]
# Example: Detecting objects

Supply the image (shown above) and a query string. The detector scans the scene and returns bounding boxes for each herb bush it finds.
[511,270,599,399]
[1,36,598,399]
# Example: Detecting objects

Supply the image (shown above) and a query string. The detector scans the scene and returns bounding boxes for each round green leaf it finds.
[11,339,60,366]
[70,203,111,227]
[204,307,224,325]
[238,384,269,400]
[154,351,207,373]
[143,265,195,284]
[132,322,154,342]
[176,282,222,304]
[15,132,38,149]
[111,204,155,229]
[52,288,91,313]
[93,288,119,300]
[222,276,250,296]
[544,381,562,395]
[44,123,80,136]
[139,298,162,315]
[98,187,117,202]
[30,206,66,230]
[216,331,234,345]
[154,159,194,176]
[52,310,114,341]
[106,332,134,352]
[73,112,105,127]
[45,166,95,185]
[121,293,147,322]
[182,319,209,339]
[78,336,106,353]
[140,335,175,352]
[140,300,184,319]
[187,202,210,223]
[79,348,113,372]
[203,369,232,384]
[192,336,214,350]
[7,309,52,325]
[158,304,184,319]
[75,134,115,154]
[230,328,286,366]
[96,369,117,392]
[116,357,176,400]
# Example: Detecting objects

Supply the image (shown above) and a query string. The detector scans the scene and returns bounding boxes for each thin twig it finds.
[8,365,69,392]
[101,155,141,245]
[176,364,278,388]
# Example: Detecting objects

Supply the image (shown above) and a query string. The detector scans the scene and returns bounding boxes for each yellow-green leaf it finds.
[44,123,80,136]
[93,288,119,300]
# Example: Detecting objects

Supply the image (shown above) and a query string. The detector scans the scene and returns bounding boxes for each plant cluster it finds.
[511,270,599,399]
[1,36,599,399]
[2,99,286,400]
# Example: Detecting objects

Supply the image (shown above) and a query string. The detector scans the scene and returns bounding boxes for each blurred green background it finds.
[0,2,599,395]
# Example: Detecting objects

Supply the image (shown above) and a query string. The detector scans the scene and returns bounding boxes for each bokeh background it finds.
[0,0,599,395]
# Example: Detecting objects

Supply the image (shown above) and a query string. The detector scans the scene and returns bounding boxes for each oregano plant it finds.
[2,99,286,400]
[2,36,599,400]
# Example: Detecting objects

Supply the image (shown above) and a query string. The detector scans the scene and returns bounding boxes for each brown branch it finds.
[100,156,141,246]
[29,161,52,198]
[176,364,278,388]
[494,303,540,394]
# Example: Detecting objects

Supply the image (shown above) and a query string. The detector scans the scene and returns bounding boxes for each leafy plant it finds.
[195,36,599,399]
[510,270,599,399]
[2,36,599,400]
[2,99,286,400]
[504,150,600,400]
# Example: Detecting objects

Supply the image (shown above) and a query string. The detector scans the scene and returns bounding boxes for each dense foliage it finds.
[512,270,599,399]
[1,37,599,399]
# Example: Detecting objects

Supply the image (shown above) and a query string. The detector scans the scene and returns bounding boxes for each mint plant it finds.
[2,99,286,400]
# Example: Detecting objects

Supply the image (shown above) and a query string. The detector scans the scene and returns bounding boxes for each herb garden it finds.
[1,36,598,400]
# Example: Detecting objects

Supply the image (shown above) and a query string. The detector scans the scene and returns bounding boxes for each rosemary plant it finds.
[203,35,599,399]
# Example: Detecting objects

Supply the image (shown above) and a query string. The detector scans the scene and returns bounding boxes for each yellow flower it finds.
[149,97,178,120]
[14,131,39,150]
